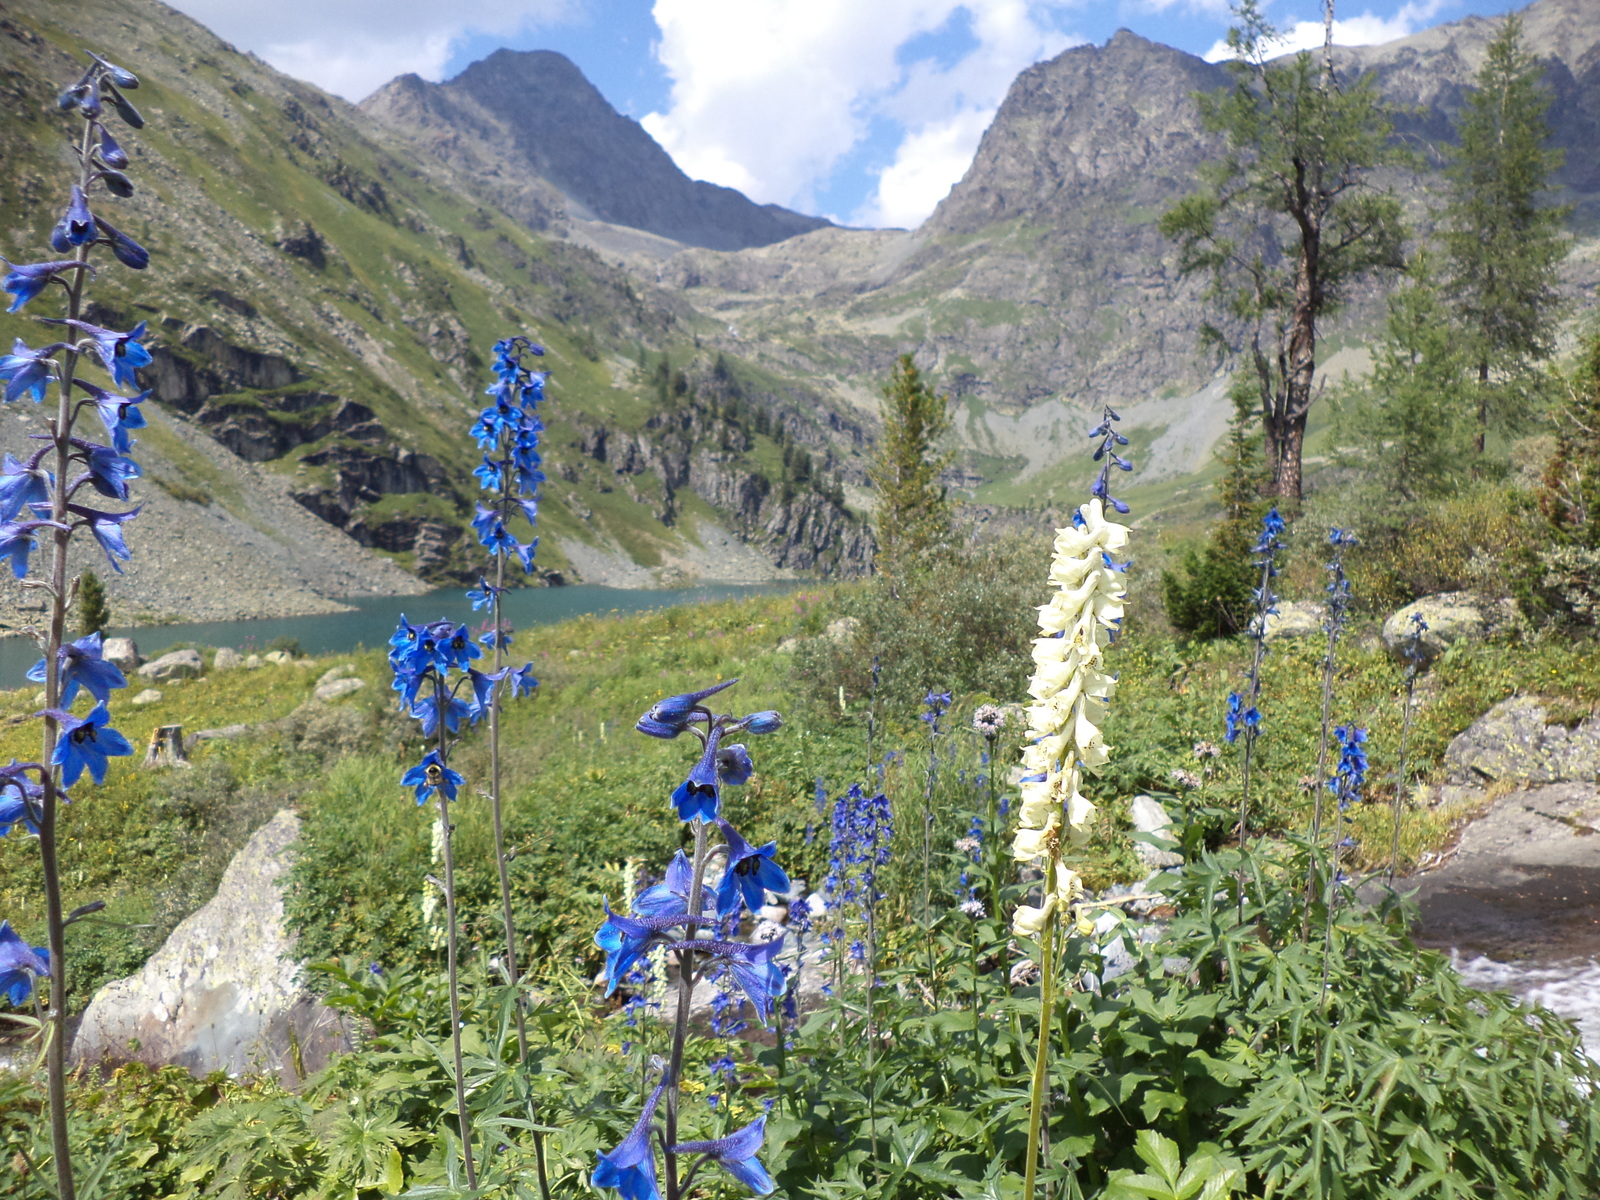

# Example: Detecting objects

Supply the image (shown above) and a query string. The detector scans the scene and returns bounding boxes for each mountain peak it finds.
[363,50,828,251]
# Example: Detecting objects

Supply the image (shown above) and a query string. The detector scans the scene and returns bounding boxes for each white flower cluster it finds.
[1011,499,1130,937]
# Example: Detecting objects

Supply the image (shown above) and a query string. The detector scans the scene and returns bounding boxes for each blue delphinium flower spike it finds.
[401,749,463,804]
[672,726,726,821]
[593,1080,666,1200]
[54,319,151,388]
[68,503,140,572]
[715,742,753,786]
[71,381,148,453]
[680,937,786,1022]
[0,340,62,403]
[0,453,53,523]
[28,632,127,707]
[669,1115,777,1195]
[51,185,96,250]
[46,702,133,786]
[714,819,789,918]
[0,922,51,1006]
[2,260,91,313]
[637,678,740,739]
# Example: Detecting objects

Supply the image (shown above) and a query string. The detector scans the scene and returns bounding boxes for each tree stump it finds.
[144,724,190,768]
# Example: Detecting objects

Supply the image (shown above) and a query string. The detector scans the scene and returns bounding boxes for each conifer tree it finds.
[1350,254,1474,498]
[1160,0,1406,504]
[868,354,953,580]
[1440,14,1570,453]
[1162,381,1265,639]
[76,571,110,637]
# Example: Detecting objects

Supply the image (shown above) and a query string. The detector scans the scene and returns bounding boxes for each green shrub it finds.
[790,534,1049,717]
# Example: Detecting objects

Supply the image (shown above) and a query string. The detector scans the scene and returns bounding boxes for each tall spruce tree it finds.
[868,354,953,581]
[1350,253,1474,498]
[1160,0,1406,505]
[1440,14,1570,454]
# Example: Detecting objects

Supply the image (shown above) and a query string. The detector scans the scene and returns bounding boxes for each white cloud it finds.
[167,0,574,100]
[644,0,1081,228]
[1203,0,1451,62]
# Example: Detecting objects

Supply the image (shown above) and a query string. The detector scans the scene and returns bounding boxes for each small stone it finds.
[759,903,789,926]
[33,690,46,705]
[102,637,141,671]
[244,654,262,668]
[138,649,203,682]
[316,664,356,687]
[314,677,365,702]
[213,647,244,671]
[262,650,293,666]
[131,689,163,706]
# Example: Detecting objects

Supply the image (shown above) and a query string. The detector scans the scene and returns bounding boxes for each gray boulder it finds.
[131,688,163,706]
[1382,592,1517,663]
[1129,794,1183,868]
[1445,696,1600,786]
[1263,600,1325,642]
[72,810,348,1083]
[213,647,244,671]
[263,650,293,666]
[102,637,141,672]
[138,648,204,682]
[313,677,365,703]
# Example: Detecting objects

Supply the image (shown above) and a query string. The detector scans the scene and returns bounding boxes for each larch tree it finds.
[1160,0,1406,505]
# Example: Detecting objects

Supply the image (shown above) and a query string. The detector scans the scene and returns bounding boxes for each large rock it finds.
[102,637,141,672]
[1263,601,1325,642]
[72,810,348,1083]
[213,647,244,671]
[1445,696,1600,786]
[314,678,365,702]
[137,648,204,682]
[1381,592,1517,663]
[1129,795,1183,868]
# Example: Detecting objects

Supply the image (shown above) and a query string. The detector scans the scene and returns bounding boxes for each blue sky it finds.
[171,0,1529,229]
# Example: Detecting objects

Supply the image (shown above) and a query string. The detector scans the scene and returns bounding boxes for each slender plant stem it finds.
[664,815,712,1200]
[433,673,476,1189]
[487,534,547,1200]
[1304,623,1340,936]
[984,732,1002,919]
[1022,907,1058,1200]
[865,865,880,1179]
[35,117,98,1200]
[1390,659,1419,885]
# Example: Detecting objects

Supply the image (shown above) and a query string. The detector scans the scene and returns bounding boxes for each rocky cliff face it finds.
[572,397,874,577]
[361,51,831,252]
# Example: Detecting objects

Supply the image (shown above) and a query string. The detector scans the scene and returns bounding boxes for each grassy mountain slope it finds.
[0,0,865,625]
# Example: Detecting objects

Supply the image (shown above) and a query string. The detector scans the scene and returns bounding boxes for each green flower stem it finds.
[1022,904,1058,1200]
[664,814,712,1200]
[35,116,100,1200]
[433,673,477,1190]
[489,533,548,1200]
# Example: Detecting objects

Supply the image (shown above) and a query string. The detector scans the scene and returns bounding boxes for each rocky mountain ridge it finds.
[360,51,830,253]
[637,0,1599,503]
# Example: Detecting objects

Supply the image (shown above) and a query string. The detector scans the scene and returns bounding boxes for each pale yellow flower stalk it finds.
[1011,498,1129,938]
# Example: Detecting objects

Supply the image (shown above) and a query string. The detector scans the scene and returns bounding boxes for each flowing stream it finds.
[0,581,797,683]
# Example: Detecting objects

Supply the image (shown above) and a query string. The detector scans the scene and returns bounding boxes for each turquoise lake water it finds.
[0,581,795,685]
